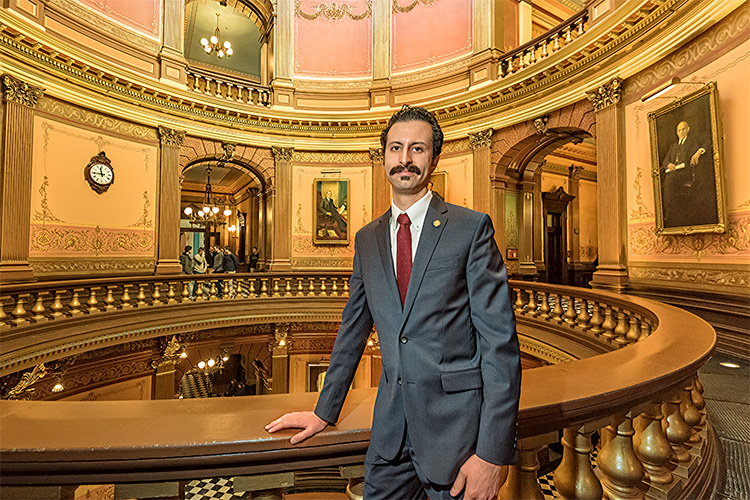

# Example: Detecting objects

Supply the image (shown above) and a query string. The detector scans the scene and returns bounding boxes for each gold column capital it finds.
[569,165,584,180]
[157,126,185,146]
[2,74,44,108]
[586,77,622,111]
[369,147,384,163]
[469,128,493,149]
[271,146,294,163]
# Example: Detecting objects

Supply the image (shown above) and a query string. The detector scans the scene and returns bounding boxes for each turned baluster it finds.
[680,385,702,444]
[69,289,83,315]
[165,282,176,304]
[195,279,205,301]
[104,286,117,309]
[578,18,585,36]
[550,294,564,323]
[564,26,572,43]
[330,278,338,296]
[596,413,644,500]
[553,425,603,500]
[273,278,280,297]
[249,279,257,297]
[498,433,556,500]
[50,290,65,317]
[308,278,315,296]
[285,278,293,297]
[577,298,591,330]
[529,45,537,64]
[152,283,163,305]
[11,294,30,325]
[343,279,349,296]
[633,402,673,485]
[589,302,604,335]
[120,285,132,309]
[208,280,218,300]
[552,33,560,51]
[297,278,304,296]
[541,40,548,58]
[135,284,148,307]
[320,278,327,296]
[31,292,48,322]
[86,287,101,314]
[639,320,652,341]
[526,290,538,316]
[514,289,525,311]
[626,315,641,343]
[662,393,691,463]
[181,281,190,300]
[222,281,230,298]
[538,291,551,319]
[614,309,629,346]
[0,297,8,329]
[692,375,705,411]
[601,306,617,340]
[563,295,577,325]
[260,279,269,297]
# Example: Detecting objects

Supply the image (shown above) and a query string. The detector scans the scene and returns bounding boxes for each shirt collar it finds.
[391,190,432,230]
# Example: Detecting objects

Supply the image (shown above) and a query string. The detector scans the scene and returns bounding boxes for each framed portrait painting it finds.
[648,83,726,235]
[314,178,349,244]
[428,171,448,200]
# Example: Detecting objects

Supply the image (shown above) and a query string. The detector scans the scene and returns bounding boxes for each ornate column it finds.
[270,147,292,271]
[155,126,185,275]
[158,0,187,86]
[470,129,493,215]
[490,174,508,256]
[151,335,184,399]
[0,75,44,283]
[518,180,537,277]
[568,165,584,284]
[271,323,289,394]
[370,148,389,218]
[532,169,544,274]
[271,0,294,105]
[587,78,628,290]
[370,0,391,106]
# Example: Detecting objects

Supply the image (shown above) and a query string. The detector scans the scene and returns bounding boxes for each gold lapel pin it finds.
[433,220,441,227]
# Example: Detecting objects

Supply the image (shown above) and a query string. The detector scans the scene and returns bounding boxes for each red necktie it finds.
[396,213,412,306]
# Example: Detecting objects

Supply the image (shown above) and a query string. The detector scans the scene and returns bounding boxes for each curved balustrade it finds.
[186,67,272,107]
[0,279,717,500]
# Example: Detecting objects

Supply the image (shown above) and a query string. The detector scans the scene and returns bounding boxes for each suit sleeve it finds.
[314,235,374,424]
[467,214,521,465]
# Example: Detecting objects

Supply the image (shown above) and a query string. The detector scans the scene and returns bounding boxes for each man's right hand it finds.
[265,411,328,444]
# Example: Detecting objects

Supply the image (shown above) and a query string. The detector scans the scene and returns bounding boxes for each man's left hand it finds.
[450,454,508,500]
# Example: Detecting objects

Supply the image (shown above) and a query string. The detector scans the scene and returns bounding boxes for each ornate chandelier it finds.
[183,164,234,227]
[201,13,233,58]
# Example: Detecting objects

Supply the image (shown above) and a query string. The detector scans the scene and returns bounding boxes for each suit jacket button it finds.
[397,377,402,385]
[400,337,408,344]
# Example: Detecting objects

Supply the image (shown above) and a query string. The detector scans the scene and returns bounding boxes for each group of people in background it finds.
[179,245,260,299]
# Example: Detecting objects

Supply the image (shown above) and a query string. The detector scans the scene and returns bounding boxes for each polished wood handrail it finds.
[0,280,715,490]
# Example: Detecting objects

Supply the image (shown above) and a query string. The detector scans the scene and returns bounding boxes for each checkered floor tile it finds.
[185,477,245,500]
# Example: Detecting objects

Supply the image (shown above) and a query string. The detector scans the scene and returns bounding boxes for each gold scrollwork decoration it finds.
[295,0,372,21]
[2,364,48,400]
[129,191,153,229]
[30,225,155,255]
[586,77,622,111]
[33,176,66,224]
[2,74,44,107]
[393,0,439,14]
[152,335,185,369]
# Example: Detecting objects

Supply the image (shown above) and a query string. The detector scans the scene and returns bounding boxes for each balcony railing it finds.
[0,277,717,499]
[186,66,272,107]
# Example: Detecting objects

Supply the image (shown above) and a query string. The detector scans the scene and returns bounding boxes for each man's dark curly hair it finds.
[380,105,444,159]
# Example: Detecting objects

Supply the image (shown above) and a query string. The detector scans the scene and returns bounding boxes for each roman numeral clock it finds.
[84,151,115,194]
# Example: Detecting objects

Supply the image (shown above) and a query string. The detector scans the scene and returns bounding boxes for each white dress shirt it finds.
[390,191,432,275]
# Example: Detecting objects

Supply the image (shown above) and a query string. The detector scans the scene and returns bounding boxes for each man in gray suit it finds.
[267,105,521,500]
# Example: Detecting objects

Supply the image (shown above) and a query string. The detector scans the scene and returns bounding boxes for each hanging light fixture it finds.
[201,13,233,58]
[183,164,235,227]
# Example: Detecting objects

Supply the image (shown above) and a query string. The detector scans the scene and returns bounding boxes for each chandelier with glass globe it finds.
[201,13,233,58]
[183,164,234,227]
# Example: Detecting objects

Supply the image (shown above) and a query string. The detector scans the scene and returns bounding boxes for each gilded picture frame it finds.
[314,178,350,244]
[648,83,726,235]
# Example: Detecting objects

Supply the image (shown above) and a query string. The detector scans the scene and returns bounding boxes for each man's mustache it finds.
[389,165,422,176]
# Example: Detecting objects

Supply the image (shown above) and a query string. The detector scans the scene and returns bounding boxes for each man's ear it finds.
[429,155,440,173]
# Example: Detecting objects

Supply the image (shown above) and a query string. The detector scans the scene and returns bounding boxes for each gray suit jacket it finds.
[315,195,520,484]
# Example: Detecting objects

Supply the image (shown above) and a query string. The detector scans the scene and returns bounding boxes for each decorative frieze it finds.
[31,259,155,274]
[1,74,44,107]
[272,146,294,163]
[469,129,493,149]
[586,78,622,111]
[157,126,185,146]
[295,0,372,21]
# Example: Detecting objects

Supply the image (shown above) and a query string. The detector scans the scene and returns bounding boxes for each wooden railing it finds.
[0,278,717,499]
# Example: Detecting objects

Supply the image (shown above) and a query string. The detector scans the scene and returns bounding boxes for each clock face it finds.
[90,163,114,185]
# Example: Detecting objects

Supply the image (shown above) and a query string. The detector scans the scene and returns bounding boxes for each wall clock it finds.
[84,151,115,194]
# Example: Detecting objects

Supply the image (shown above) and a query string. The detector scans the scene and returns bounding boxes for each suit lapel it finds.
[375,209,402,308]
[401,195,448,324]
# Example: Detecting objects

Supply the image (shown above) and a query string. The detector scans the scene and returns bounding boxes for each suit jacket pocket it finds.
[427,256,461,272]
[440,367,483,393]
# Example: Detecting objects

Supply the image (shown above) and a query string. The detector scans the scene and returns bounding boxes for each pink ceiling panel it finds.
[294,0,372,78]
[392,0,472,74]
[77,0,161,39]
